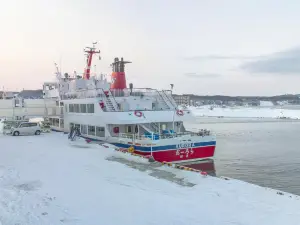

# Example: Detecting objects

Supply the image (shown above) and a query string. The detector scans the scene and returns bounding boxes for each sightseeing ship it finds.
[44,43,216,162]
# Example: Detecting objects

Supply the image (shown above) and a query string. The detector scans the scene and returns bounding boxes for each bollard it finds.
[200,171,208,176]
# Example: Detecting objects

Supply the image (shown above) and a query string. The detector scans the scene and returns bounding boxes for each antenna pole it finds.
[83,42,101,80]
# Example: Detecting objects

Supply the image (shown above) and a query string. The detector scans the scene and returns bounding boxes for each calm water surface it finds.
[186,118,300,195]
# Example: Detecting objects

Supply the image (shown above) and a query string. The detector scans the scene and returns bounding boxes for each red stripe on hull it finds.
[134,146,216,162]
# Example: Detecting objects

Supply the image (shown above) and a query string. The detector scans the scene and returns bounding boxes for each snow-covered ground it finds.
[191,105,300,119]
[0,129,299,224]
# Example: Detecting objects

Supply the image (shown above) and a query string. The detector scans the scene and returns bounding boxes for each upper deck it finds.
[60,88,178,112]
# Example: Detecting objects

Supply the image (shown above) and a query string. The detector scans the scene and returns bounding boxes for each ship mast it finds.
[54,63,61,81]
[83,42,101,80]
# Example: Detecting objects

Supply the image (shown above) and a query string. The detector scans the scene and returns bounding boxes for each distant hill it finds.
[173,94,300,102]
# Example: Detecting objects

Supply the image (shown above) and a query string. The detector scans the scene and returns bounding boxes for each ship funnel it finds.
[110,57,131,89]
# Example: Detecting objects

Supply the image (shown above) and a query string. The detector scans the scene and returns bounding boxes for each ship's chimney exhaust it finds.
[110,57,131,89]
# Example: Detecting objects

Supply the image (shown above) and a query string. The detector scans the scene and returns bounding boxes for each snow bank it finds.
[192,106,300,119]
[106,150,150,164]
[0,133,299,224]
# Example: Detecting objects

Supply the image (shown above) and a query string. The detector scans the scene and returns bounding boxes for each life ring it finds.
[113,127,119,134]
[104,91,109,97]
[176,110,184,116]
[134,111,143,117]
[99,101,105,108]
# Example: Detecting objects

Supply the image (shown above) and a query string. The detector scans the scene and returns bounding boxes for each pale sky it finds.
[1,0,300,96]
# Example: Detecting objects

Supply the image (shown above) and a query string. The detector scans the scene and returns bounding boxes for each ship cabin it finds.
[44,70,202,141]
[47,85,209,144]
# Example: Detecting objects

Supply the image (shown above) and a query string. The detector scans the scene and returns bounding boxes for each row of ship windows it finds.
[67,104,95,113]
[70,123,105,137]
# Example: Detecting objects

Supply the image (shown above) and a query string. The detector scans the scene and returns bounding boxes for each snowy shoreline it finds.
[190,105,300,120]
[0,131,299,224]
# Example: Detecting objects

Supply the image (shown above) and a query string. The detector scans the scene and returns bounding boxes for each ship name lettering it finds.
[176,142,195,149]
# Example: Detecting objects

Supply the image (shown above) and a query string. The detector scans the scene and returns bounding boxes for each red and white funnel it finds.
[110,57,131,89]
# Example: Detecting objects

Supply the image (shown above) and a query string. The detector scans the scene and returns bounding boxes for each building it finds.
[0,91,19,99]
[18,90,43,99]
[172,94,191,106]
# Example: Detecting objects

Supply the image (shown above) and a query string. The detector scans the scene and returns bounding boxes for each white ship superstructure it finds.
[0,42,216,163]
[43,43,216,162]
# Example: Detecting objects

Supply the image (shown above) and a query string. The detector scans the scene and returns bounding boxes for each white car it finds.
[11,122,42,136]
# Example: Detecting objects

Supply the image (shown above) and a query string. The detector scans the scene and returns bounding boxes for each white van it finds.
[11,122,42,136]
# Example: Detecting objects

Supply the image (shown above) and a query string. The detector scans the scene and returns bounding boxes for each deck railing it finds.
[109,88,157,98]
[61,88,106,100]
[162,90,178,108]
[118,130,211,141]
[61,88,172,100]
[60,87,180,112]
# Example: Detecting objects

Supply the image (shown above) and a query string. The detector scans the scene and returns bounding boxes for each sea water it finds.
[186,118,300,195]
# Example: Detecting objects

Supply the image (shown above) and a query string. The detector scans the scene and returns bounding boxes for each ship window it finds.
[81,125,87,135]
[70,123,74,130]
[55,119,59,127]
[152,103,155,110]
[87,104,94,113]
[117,103,121,111]
[80,104,87,113]
[96,127,105,137]
[69,104,74,112]
[60,119,64,128]
[74,104,80,113]
[127,126,132,133]
[65,104,68,113]
[75,124,80,129]
[88,125,95,136]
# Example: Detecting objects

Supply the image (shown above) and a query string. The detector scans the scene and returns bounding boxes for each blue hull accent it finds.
[112,141,216,152]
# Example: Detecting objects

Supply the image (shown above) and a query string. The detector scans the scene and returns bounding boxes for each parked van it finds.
[11,122,41,136]
[1,119,29,135]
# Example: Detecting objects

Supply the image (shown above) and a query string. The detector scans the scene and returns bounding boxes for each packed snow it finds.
[191,105,300,119]
[0,130,299,224]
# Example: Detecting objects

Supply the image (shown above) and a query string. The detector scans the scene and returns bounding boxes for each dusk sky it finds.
[1,0,300,96]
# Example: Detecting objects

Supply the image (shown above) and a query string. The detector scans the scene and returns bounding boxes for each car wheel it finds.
[13,131,20,136]
[35,130,41,135]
